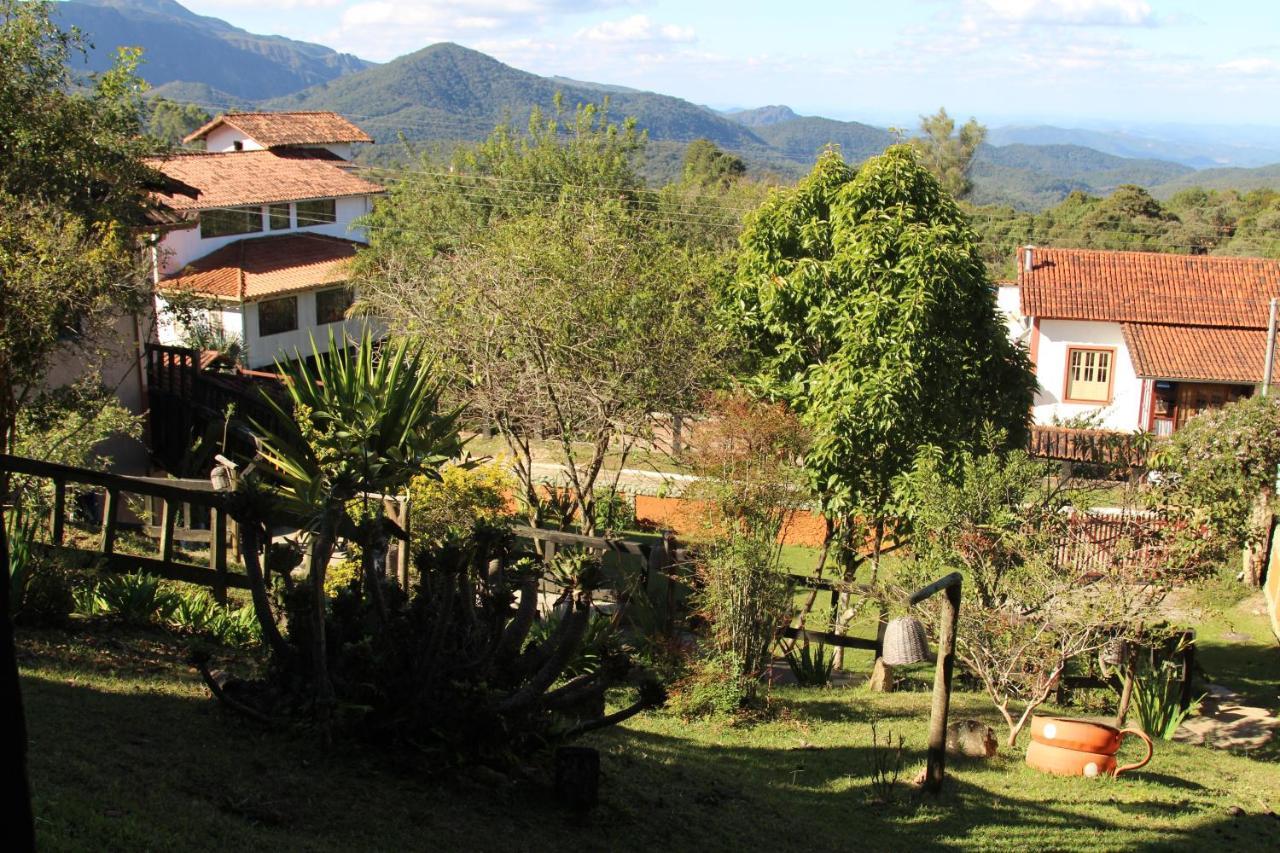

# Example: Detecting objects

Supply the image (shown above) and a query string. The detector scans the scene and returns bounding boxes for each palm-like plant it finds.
[243,329,464,724]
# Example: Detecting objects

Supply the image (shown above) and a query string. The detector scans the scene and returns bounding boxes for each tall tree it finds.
[727,145,1035,651]
[356,103,729,533]
[0,0,156,460]
[911,107,986,199]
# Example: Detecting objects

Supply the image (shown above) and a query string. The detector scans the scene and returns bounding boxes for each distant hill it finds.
[263,43,767,152]
[1150,163,1280,198]
[724,105,801,127]
[969,144,1194,210]
[988,124,1280,170]
[53,0,371,101]
[48,0,1280,206]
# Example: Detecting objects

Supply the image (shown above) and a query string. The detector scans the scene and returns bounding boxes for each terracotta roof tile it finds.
[1122,323,1279,383]
[1018,247,1280,328]
[145,149,383,211]
[160,234,359,301]
[184,112,373,147]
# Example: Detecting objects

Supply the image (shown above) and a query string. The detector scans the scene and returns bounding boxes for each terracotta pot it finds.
[1025,738,1152,778]
[1030,715,1145,756]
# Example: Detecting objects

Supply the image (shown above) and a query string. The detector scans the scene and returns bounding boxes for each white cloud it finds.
[577,15,695,45]
[976,0,1155,27]
[1217,57,1280,76]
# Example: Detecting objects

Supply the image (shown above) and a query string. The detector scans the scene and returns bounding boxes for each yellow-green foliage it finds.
[408,461,515,545]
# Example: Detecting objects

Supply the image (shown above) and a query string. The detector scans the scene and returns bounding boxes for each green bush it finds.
[668,653,752,718]
[91,572,179,627]
[592,490,636,535]
[1132,661,1204,740]
[783,637,835,688]
[408,462,514,546]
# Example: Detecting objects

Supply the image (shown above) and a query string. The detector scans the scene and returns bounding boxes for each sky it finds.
[175,0,1280,128]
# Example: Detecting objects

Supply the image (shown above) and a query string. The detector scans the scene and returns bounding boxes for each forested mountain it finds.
[52,0,370,100]
[988,124,1280,169]
[50,0,1280,206]
[262,43,767,151]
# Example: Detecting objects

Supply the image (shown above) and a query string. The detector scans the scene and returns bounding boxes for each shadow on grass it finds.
[18,627,1280,853]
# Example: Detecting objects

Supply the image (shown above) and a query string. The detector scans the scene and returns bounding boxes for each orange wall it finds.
[633,494,829,548]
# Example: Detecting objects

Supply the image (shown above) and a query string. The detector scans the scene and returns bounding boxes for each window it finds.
[268,203,291,231]
[1065,347,1114,403]
[200,206,263,239]
[296,198,337,226]
[315,286,353,325]
[258,296,297,337]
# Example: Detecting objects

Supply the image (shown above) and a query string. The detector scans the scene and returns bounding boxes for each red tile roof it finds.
[1122,323,1279,384]
[145,148,383,211]
[1018,247,1280,327]
[184,112,373,147]
[160,234,359,301]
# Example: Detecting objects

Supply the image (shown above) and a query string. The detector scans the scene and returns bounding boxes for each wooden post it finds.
[1179,631,1197,711]
[159,498,177,564]
[923,579,961,795]
[210,507,228,604]
[397,495,411,590]
[100,488,119,555]
[50,478,66,546]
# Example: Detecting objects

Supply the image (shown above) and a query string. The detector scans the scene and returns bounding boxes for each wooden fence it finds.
[1,453,244,600]
[1053,511,1168,577]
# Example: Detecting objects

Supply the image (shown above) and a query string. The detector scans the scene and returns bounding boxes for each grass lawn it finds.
[18,624,1279,852]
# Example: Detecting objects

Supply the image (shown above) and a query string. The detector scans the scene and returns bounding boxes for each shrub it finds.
[694,533,791,704]
[591,490,635,535]
[783,637,835,688]
[1132,659,1204,740]
[92,572,179,627]
[668,653,751,719]
[408,462,515,546]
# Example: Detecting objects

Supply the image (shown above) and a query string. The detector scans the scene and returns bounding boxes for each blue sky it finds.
[177,1,1280,127]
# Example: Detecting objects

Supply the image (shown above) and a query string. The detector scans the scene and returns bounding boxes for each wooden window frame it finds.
[1062,345,1117,405]
[314,285,353,326]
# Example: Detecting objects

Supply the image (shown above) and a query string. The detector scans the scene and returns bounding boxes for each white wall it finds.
[199,128,355,162]
[1032,319,1145,431]
[243,290,380,369]
[997,284,1030,344]
[156,195,373,274]
[153,295,242,350]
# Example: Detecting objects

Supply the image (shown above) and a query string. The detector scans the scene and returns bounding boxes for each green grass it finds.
[18,624,1279,852]
[1181,578,1280,709]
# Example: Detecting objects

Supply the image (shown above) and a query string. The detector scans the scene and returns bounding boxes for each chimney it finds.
[1023,246,1034,273]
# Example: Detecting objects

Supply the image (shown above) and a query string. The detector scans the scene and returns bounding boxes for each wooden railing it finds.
[1,454,245,600]
[1030,425,1147,468]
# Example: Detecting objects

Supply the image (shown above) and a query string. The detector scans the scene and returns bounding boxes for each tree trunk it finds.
[829,518,860,670]
[0,509,36,851]
[237,522,292,664]
[308,530,336,742]
[1243,487,1274,588]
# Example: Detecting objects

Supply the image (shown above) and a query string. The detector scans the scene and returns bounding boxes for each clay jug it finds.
[1026,715,1153,778]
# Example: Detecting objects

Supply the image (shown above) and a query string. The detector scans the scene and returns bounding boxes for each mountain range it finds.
[54,0,1280,209]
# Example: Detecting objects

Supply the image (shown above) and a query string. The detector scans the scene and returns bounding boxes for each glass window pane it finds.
[296,198,337,226]
[258,296,297,337]
[315,286,353,325]
[200,206,263,239]
[268,203,291,230]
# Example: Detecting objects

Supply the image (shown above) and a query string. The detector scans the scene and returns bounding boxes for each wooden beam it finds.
[0,454,223,506]
[779,626,878,651]
[31,543,252,590]
[210,508,228,604]
[158,500,177,563]
[923,580,962,795]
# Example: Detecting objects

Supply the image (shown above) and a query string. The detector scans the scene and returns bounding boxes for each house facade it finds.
[146,112,385,369]
[1005,246,1280,435]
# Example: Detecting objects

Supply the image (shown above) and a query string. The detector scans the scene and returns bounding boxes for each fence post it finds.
[159,498,176,564]
[100,488,119,555]
[210,507,228,604]
[397,495,411,590]
[50,478,66,546]
[924,579,962,794]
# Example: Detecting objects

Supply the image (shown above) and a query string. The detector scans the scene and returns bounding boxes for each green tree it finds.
[911,107,986,199]
[681,138,746,188]
[356,103,730,534]
[145,98,212,147]
[727,145,1035,651]
[0,0,157,461]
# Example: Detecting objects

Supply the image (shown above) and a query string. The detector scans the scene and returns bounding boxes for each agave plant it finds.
[238,329,466,719]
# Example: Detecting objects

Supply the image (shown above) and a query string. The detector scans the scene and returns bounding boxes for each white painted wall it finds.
[243,290,380,369]
[997,284,1030,344]
[153,294,243,351]
[200,128,356,162]
[1031,319,1145,431]
[203,125,264,152]
[155,195,373,275]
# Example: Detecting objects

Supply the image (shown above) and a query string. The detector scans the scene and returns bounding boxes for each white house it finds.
[145,112,384,369]
[1005,246,1280,435]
